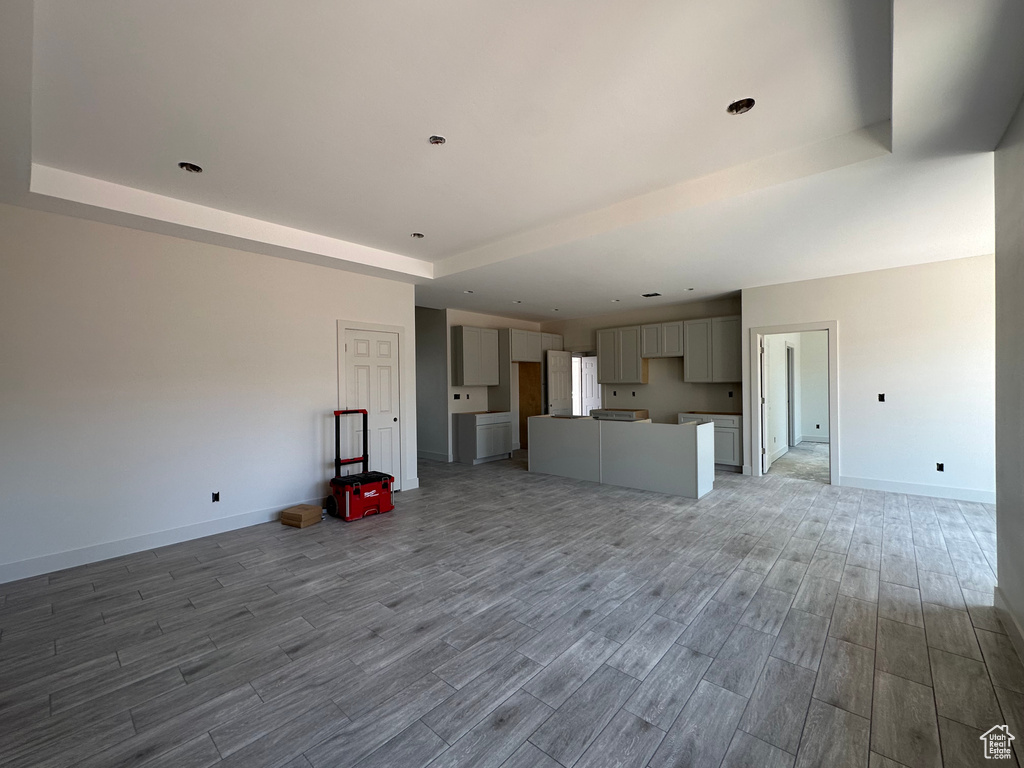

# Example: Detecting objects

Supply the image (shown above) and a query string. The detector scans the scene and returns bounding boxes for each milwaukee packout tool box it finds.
[325,410,395,522]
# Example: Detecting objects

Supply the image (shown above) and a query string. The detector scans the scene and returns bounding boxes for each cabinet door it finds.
[465,327,482,385]
[712,316,742,382]
[526,331,543,362]
[476,424,493,458]
[495,423,512,454]
[617,326,642,383]
[641,324,661,358]
[683,319,713,382]
[596,329,618,383]
[661,321,684,357]
[480,328,499,385]
[510,329,529,361]
[713,427,742,465]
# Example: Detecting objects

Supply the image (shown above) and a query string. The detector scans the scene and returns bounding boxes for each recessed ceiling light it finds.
[463,290,474,294]
[512,300,522,304]
[429,135,446,145]
[611,299,621,302]
[687,288,695,291]
[178,162,203,173]
[727,98,755,115]
[641,293,662,298]
[410,232,425,238]
[552,308,560,312]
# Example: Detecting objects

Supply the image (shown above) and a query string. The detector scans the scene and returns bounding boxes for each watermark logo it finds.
[980,725,1015,760]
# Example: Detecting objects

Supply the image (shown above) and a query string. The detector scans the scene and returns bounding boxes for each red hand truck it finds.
[325,409,395,521]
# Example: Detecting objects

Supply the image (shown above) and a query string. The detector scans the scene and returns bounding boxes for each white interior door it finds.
[344,329,401,489]
[546,350,572,416]
[581,356,601,416]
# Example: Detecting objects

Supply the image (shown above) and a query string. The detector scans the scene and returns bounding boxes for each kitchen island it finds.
[528,415,714,498]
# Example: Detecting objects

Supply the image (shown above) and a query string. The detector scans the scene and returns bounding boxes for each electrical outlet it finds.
[466,393,469,400]
[453,393,461,400]
[631,391,636,397]
[212,492,220,502]
[878,393,885,402]
[816,424,820,429]
[936,463,944,472]
[613,390,617,396]
[728,391,734,397]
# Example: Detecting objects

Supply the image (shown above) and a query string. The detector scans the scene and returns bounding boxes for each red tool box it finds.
[325,409,395,522]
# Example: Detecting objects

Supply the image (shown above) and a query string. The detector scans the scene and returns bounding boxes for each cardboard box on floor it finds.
[280,504,322,528]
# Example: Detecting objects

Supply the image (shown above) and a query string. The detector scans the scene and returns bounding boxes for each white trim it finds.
[995,587,1024,668]
[401,477,420,491]
[769,445,789,464]
[748,321,839,485]
[840,475,995,504]
[30,165,433,279]
[0,499,322,584]
[800,435,829,443]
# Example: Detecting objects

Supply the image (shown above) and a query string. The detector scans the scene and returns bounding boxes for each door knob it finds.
[393,417,398,422]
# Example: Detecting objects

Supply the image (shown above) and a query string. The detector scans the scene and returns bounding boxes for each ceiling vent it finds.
[178,162,203,173]
[641,293,662,298]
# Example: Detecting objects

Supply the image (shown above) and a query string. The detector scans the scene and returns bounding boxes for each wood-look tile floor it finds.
[1,456,1021,768]
[766,442,831,485]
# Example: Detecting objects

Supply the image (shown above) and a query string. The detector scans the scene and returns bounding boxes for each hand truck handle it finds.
[333,409,369,477]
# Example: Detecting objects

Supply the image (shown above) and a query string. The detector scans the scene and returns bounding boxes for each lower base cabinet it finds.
[454,412,513,465]
[678,412,742,467]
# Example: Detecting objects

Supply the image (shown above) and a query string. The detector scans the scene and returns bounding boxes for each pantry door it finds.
[546,350,572,416]
[343,328,401,489]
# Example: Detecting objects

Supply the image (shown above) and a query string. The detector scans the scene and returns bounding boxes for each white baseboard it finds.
[417,450,447,463]
[839,475,995,503]
[0,497,322,585]
[402,477,420,491]
[995,587,1024,668]
[768,446,788,464]
[800,435,829,443]
[742,464,752,475]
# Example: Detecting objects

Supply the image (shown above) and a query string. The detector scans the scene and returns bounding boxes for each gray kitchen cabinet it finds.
[683,315,740,382]
[597,325,648,384]
[678,412,743,467]
[662,320,684,356]
[541,333,563,352]
[683,319,713,381]
[453,411,512,465]
[642,321,684,358]
[510,329,543,362]
[711,316,741,382]
[451,326,500,386]
[597,329,618,383]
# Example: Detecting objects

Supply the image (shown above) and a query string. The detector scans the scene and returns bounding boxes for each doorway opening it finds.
[571,354,601,416]
[752,326,835,485]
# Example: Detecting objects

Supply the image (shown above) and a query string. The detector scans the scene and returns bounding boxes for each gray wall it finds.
[0,203,417,582]
[415,307,449,461]
[996,93,1024,647]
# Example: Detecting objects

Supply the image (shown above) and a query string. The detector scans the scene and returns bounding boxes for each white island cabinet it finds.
[529,416,714,498]
[453,412,512,465]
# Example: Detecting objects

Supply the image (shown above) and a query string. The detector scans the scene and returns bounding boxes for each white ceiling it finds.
[2,0,1023,319]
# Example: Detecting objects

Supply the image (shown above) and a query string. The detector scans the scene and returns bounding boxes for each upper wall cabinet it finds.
[541,333,563,352]
[451,326,500,386]
[641,321,684,358]
[510,329,542,362]
[597,325,649,384]
[683,315,741,383]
